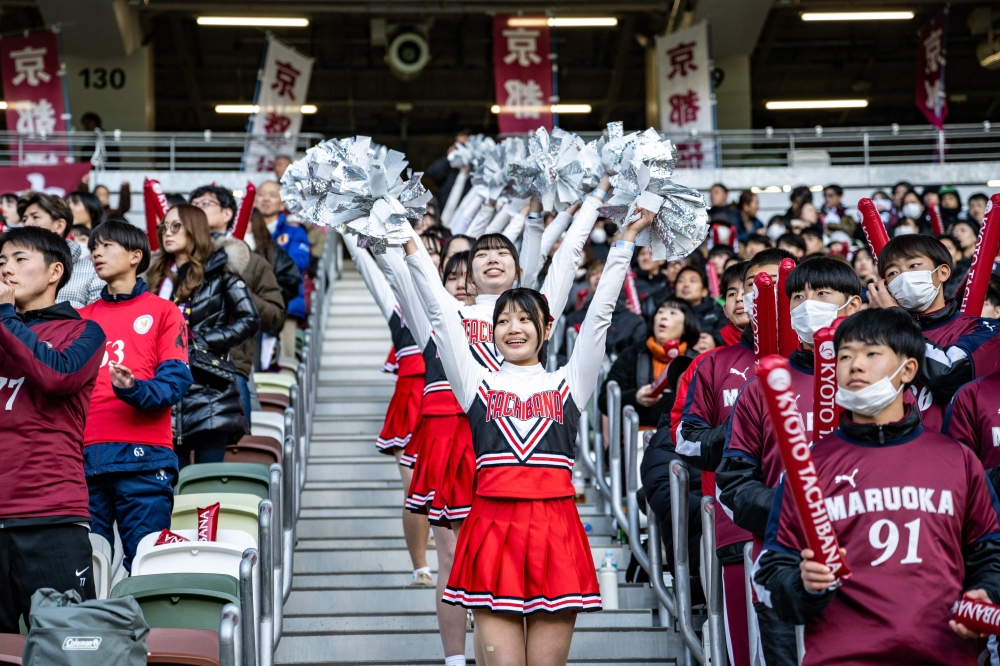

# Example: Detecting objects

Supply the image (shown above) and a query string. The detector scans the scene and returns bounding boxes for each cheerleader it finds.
[343,240,433,586]
[403,206,655,665]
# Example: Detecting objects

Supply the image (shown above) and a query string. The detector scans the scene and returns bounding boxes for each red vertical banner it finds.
[493,16,553,134]
[916,11,948,130]
[0,30,70,164]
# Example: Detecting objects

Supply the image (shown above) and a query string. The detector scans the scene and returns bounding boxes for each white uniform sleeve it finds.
[565,243,634,409]
[374,248,433,348]
[463,203,495,238]
[502,212,527,242]
[539,195,602,318]
[486,202,517,234]
[520,214,545,289]
[539,209,573,259]
[342,233,397,322]
[440,171,469,226]
[449,188,484,235]
[406,250,484,411]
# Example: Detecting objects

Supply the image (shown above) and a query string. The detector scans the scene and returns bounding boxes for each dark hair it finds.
[468,233,522,289]
[785,256,861,298]
[652,296,702,347]
[737,190,756,211]
[441,250,470,285]
[190,185,237,229]
[951,219,981,240]
[676,265,708,290]
[877,234,953,279]
[850,246,873,269]
[441,234,474,263]
[835,308,925,372]
[970,192,990,205]
[986,278,1000,308]
[17,191,72,236]
[145,204,213,303]
[493,288,551,363]
[776,232,806,253]
[708,244,736,260]
[166,192,187,208]
[892,181,913,193]
[0,225,73,290]
[88,218,151,275]
[81,112,102,127]
[935,233,960,250]
[66,191,105,227]
[710,183,728,194]
[744,248,796,280]
[790,186,813,205]
[824,184,843,196]
[722,260,748,291]
[800,226,824,242]
[744,233,771,248]
[69,224,91,239]
[0,192,18,204]
[249,209,276,265]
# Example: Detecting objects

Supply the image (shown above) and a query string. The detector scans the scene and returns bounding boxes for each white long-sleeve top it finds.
[406,241,634,499]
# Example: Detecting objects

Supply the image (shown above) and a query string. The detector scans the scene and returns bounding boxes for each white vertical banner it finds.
[244,35,314,173]
[655,21,716,169]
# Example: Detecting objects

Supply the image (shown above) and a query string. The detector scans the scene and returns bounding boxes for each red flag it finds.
[492,16,553,134]
[232,183,256,240]
[857,198,890,266]
[777,258,797,358]
[143,179,169,252]
[757,355,851,579]
[916,11,948,130]
[751,272,778,363]
[961,194,1000,317]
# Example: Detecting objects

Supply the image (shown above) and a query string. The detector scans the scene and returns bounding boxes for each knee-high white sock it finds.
[444,656,466,666]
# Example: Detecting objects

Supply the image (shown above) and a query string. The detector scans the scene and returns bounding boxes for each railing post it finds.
[607,383,627,530]
[744,542,761,666]
[701,496,726,666]
[590,386,608,515]
[576,404,596,477]
[239,549,258,666]
[282,435,296,603]
[646,503,677,621]
[624,406,649,573]
[169,136,176,171]
[788,134,795,168]
[257,502,274,666]
[268,465,283,645]
[670,460,706,664]
[220,604,240,666]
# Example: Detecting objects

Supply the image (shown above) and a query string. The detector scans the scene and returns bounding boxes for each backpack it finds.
[22,588,149,666]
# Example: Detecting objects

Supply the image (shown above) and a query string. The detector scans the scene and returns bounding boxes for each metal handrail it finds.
[607,385,628,531]
[257,502,275,666]
[268,465,283,645]
[744,543,761,666]
[220,604,240,666]
[645,503,677,618]
[701,496,726,666]
[282,435,296,603]
[589,364,607,515]
[239,549,258,666]
[670,460,706,664]
[623,406,648,574]
[576,407,595,477]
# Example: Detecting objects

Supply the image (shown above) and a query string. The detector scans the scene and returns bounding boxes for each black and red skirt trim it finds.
[406,413,474,527]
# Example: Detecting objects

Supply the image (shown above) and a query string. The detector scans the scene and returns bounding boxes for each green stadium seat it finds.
[110,573,238,632]
[171,493,261,540]
[174,463,269,499]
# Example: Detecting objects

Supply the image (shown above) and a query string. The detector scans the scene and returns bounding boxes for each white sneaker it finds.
[409,571,435,587]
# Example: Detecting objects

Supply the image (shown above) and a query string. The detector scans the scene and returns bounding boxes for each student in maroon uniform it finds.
[868,234,1000,431]
[757,307,1000,664]
[659,247,794,666]
[944,372,1000,495]
[718,256,863,665]
[0,226,106,631]
[78,220,193,572]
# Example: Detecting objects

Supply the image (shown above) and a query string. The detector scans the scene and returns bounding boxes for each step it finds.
[324,327,392,341]
[316,384,397,401]
[294,534,615,550]
[282,610,655,632]
[322,340,395,355]
[315,401,391,417]
[307,440,386,457]
[319,369,394,383]
[320,353,392,368]
[306,463,401,483]
[291,546,622,571]
[324,315,389,330]
[330,291,383,304]
[302,488,404,509]
[295,517,613,539]
[327,304,386,317]
[313,419,384,436]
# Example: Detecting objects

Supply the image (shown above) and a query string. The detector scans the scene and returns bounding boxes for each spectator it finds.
[944,223,978,302]
[674,265,726,348]
[0,225,106,630]
[894,217,920,236]
[600,296,701,429]
[561,262,646,366]
[422,232,443,270]
[709,183,729,208]
[0,193,19,229]
[426,129,472,209]
[851,247,877,285]
[798,201,819,227]
[80,112,118,164]
[165,192,187,208]
[950,220,979,261]
[984,277,1000,319]
[783,185,812,222]
[820,184,845,225]
[743,233,770,260]
[588,220,614,261]
[967,192,989,224]
[253,181,311,275]
[735,191,762,241]
[19,191,103,308]
[78,219,193,572]
[441,234,473,268]
[69,224,91,249]
[938,186,962,226]
[707,245,735,283]
[937,234,963,266]
[891,180,913,211]
[921,184,941,209]
[777,232,806,259]
[899,190,928,233]
[145,205,260,466]
[273,155,293,181]
[66,191,105,229]
[825,231,852,258]
[800,226,825,257]
[92,183,131,218]
[632,245,668,301]
[248,209,301,306]
[766,216,788,243]
[871,190,894,225]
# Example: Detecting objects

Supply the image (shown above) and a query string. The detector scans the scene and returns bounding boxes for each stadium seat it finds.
[258,392,289,414]
[88,532,113,600]
[250,411,284,442]
[253,372,296,398]
[171,493,261,540]
[175,462,270,499]
[147,628,220,666]
[227,435,282,466]
[132,528,257,578]
[0,634,24,664]
[110,573,239,632]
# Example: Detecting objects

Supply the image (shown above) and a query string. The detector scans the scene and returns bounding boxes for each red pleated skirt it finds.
[377,375,424,455]
[443,496,602,615]
[405,414,474,527]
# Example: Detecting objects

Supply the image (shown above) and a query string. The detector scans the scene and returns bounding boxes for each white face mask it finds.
[742,292,756,321]
[590,227,607,245]
[887,267,940,312]
[790,299,847,344]
[835,362,907,417]
[874,198,893,213]
[901,202,924,219]
[767,224,785,241]
[893,225,916,237]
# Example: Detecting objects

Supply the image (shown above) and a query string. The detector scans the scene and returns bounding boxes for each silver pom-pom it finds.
[472,137,526,201]
[448,134,498,170]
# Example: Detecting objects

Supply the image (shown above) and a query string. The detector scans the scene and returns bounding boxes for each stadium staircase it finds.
[275,259,684,665]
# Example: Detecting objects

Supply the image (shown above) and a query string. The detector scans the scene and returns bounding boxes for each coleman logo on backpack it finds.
[62,637,102,650]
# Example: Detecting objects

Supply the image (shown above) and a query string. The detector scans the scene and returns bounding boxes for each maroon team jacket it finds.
[0,302,105,525]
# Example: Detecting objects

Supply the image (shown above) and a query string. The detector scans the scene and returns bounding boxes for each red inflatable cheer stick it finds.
[928,203,944,236]
[777,258,797,357]
[707,261,720,299]
[961,194,1000,317]
[812,321,844,444]
[143,178,169,252]
[232,182,257,240]
[624,269,642,315]
[757,356,851,579]
[648,340,682,395]
[752,272,779,363]
[857,198,890,267]
[952,597,1000,635]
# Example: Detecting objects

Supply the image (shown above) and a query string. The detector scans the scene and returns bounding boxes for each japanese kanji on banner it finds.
[244,35,314,173]
[492,16,553,134]
[655,21,716,169]
[0,29,71,165]
[916,11,948,130]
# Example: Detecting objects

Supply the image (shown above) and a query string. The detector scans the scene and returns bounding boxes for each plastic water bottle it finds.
[573,470,587,504]
[598,549,619,610]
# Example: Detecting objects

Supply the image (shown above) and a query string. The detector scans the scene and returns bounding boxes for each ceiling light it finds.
[750,186,783,194]
[0,102,6,110]
[765,99,868,110]
[809,185,824,192]
[507,17,617,28]
[801,11,914,21]
[215,104,317,114]
[491,103,592,114]
[988,180,1000,188]
[197,16,310,27]
[301,105,318,114]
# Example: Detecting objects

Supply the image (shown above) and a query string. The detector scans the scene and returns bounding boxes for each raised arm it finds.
[519,200,545,289]
[502,209,527,243]
[404,239,484,410]
[375,247,433,348]
[464,201,496,238]
[539,207,575,261]
[343,233,397,322]
[441,167,470,226]
[486,200,526,234]
[564,208,651,408]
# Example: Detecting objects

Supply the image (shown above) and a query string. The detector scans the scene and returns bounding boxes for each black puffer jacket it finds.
[176,243,261,443]
[271,245,302,306]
